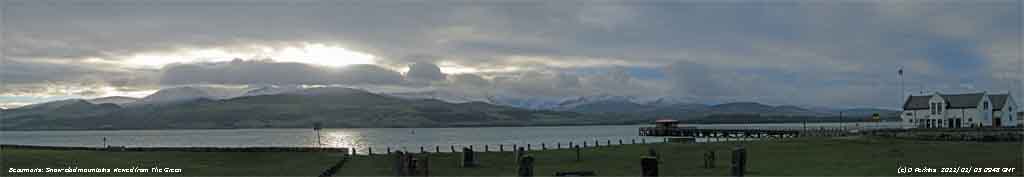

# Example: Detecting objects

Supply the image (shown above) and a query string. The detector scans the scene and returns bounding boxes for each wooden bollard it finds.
[557,142,561,149]
[641,156,658,177]
[607,140,611,146]
[518,155,535,177]
[541,143,546,150]
[500,144,504,152]
[574,145,581,161]
[485,145,489,152]
[704,150,716,168]
[731,146,747,177]
[461,147,478,168]
[451,145,455,152]
[387,147,391,154]
[436,146,440,153]
[368,147,373,156]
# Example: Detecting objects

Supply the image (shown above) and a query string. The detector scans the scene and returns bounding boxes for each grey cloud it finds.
[449,73,490,87]
[4,1,1020,108]
[160,59,404,86]
[405,62,447,82]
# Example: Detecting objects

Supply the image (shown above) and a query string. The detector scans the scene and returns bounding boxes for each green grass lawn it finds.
[2,136,1021,176]
[339,137,1023,176]
[0,148,346,176]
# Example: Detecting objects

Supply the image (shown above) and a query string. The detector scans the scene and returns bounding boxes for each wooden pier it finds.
[638,127,810,138]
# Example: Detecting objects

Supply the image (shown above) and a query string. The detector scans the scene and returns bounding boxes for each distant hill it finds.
[87,96,139,106]
[0,87,631,130]
[2,86,901,130]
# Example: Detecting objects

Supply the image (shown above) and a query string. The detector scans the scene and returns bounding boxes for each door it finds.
[955,119,961,128]
[994,118,1002,127]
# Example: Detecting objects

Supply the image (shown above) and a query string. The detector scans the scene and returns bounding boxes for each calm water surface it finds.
[1,122,901,153]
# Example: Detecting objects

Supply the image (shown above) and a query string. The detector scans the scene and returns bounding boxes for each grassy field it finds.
[2,136,1021,176]
[0,148,346,176]
[339,136,1023,176]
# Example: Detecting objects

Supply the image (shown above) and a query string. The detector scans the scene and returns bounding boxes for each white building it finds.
[901,92,1018,128]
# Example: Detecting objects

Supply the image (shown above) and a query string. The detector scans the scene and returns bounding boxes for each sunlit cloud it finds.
[120,43,376,69]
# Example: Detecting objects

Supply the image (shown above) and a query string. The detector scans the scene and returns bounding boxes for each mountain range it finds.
[0,86,899,130]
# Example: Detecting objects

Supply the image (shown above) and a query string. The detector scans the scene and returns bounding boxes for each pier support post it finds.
[641,156,658,177]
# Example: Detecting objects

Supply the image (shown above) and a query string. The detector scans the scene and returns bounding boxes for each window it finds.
[983,102,989,109]
[931,103,936,114]
[938,103,943,114]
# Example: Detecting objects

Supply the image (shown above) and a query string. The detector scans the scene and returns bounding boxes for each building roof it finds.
[990,94,1009,110]
[903,96,931,110]
[941,93,986,109]
[903,92,988,110]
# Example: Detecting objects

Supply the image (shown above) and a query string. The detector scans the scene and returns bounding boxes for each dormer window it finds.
[938,103,943,114]
[983,102,989,110]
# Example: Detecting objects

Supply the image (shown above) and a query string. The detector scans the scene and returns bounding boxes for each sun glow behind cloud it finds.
[121,43,376,68]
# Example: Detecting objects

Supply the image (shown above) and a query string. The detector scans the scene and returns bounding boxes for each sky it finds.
[1,0,1022,109]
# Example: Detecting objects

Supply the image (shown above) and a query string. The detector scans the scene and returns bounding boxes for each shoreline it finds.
[0,120,900,132]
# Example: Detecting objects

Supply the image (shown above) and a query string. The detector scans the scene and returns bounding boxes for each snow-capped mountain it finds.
[20,99,92,110]
[241,85,305,97]
[87,96,139,106]
[387,90,491,103]
[131,86,249,106]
